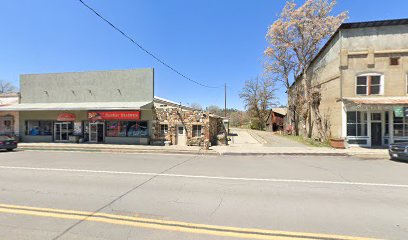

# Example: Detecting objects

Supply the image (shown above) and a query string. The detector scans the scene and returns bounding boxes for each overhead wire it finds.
[78,0,222,89]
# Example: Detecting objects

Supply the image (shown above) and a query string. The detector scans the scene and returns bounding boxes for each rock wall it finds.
[152,107,225,146]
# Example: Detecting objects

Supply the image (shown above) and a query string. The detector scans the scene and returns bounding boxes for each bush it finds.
[250,119,263,130]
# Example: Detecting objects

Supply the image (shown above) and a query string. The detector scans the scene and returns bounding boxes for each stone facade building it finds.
[152,97,226,146]
[288,18,408,147]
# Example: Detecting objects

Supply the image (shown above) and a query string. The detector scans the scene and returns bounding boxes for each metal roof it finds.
[340,18,408,29]
[343,97,408,105]
[0,101,152,111]
[154,96,198,111]
[272,108,288,116]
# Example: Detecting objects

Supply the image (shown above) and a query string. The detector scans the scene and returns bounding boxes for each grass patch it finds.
[283,135,330,148]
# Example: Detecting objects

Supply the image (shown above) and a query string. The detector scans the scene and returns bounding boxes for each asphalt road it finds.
[0,150,407,240]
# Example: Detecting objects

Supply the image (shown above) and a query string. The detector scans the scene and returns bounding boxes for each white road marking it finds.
[0,165,407,189]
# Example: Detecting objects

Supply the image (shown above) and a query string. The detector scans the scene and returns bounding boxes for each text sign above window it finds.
[57,113,76,122]
[88,111,141,121]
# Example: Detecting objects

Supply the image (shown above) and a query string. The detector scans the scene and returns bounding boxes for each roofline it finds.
[20,68,154,77]
[340,18,408,29]
[289,18,408,89]
[153,96,198,111]
[0,93,19,97]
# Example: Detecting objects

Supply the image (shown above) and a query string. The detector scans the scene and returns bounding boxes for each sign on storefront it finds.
[88,111,141,121]
[394,107,404,118]
[57,113,76,121]
[73,122,82,135]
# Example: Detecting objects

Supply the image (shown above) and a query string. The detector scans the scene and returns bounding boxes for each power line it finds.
[78,0,221,89]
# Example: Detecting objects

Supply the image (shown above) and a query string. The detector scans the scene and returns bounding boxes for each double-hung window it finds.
[356,74,383,95]
[192,125,202,137]
[160,124,168,137]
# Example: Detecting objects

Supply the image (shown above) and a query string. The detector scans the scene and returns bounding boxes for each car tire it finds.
[6,149,13,152]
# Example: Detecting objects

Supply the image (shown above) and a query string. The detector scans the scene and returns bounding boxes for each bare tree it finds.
[189,102,203,110]
[207,105,222,115]
[239,77,277,130]
[229,111,250,128]
[265,0,347,141]
[0,80,17,93]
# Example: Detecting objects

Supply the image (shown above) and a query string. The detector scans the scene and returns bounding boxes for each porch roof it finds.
[0,101,153,111]
[343,97,408,105]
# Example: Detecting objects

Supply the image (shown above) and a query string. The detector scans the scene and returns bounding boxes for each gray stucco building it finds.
[1,68,154,144]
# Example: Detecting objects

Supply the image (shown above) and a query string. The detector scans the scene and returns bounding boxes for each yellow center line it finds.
[0,203,379,240]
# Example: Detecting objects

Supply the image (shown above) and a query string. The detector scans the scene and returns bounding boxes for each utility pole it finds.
[224,83,229,145]
[224,83,227,118]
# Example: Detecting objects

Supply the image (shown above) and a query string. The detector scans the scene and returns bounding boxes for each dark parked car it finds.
[0,135,18,151]
[389,142,408,161]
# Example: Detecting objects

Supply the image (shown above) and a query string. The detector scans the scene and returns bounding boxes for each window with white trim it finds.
[406,74,408,94]
[346,111,367,137]
[356,74,383,95]
[393,111,408,137]
[192,125,202,137]
[160,124,168,137]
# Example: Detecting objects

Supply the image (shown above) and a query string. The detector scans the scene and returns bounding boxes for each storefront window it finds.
[26,121,52,136]
[106,121,126,137]
[106,121,148,137]
[393,112,408,137]
[192,125,202,137]
[346,111,367,137]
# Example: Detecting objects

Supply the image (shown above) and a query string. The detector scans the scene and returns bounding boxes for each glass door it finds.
[54,122,70,142]
[55,123,61,141]
[89,123,98,143]
[89,122,104,143]
[370,112,383,146]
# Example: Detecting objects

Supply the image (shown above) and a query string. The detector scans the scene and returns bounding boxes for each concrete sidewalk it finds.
[212,145,389,158]
[212,128,390,158]
[16,140,390,158]
[17,142,215,155]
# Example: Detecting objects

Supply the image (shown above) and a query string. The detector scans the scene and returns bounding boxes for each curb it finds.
[15,147,389,159]
[220,152,350,157]
[17,147,218,156]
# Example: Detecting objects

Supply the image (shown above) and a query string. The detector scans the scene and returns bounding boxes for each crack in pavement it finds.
[210,195,224,217]
[51,150,202,240]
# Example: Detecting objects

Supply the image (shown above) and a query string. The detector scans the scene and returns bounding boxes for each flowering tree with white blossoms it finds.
[265,0,347,141]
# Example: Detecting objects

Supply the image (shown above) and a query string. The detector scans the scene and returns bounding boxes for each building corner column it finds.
[389,109,394,144]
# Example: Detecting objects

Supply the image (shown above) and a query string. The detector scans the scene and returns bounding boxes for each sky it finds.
[1,0,407,110]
